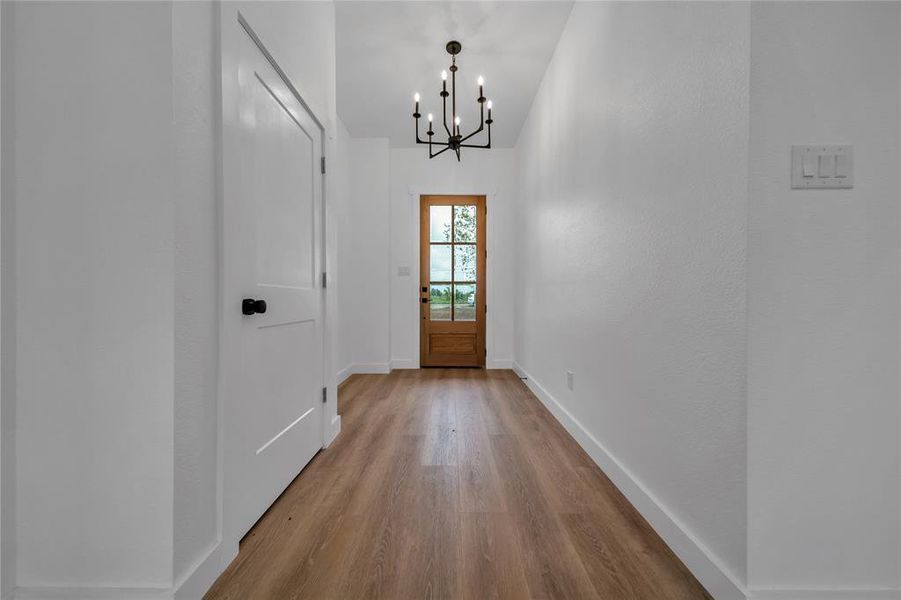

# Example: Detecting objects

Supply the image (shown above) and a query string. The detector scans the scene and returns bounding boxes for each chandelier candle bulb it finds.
[478,75,484,98]
[414,93,420,115]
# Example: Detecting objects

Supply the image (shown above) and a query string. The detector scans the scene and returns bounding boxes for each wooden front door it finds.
[420,195,486,367]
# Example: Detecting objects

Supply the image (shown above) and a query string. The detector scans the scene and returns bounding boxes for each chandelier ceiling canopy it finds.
[412,40,493,162]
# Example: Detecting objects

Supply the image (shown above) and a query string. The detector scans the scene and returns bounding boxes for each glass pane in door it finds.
[454,205,477,242]
[430,285,451,321]
[430,205,452,242]
[453,245,476,281]
[430,245,452,281]
[453,284,476,321]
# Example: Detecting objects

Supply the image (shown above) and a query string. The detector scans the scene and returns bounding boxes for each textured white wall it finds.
[513,1,750,593]
[173,0,218,588]
[747,2,900,593]
[335,119,355,376]
[388,148,516,369]
[0,4,13,597]
[13,1,176,588]
[342,139,392,372]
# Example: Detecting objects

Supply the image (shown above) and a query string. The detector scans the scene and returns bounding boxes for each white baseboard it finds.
[324,415,341,447]
[486,358,513,369]
[13,587,173,600]
[172,539,238,600]
[349,363,391,375]
[511,362,527,379]
[337,362,391,386]
[336,363,354,385]
[389,358,418,370]
[748,589,900,600]
[511,361,748,600]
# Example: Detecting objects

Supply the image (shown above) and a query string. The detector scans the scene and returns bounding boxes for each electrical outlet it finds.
[566,370,574,391]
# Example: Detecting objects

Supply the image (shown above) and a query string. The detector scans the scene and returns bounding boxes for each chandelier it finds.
[412,40,493,161]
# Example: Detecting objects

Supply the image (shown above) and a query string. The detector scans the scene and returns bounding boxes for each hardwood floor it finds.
[204,369,712,600]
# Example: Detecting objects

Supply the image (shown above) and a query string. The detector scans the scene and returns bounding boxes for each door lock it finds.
[242,298,268,315]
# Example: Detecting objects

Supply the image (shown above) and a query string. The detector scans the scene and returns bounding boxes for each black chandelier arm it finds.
[441,88,452,137]
[459,124,484,144]
[415,114,453,146]
[414,116,426,144]
[451,64,457,131]
[430,144,452,159]
[461,120,491,149]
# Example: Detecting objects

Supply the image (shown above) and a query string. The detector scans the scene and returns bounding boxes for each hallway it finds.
[205,370,710,599]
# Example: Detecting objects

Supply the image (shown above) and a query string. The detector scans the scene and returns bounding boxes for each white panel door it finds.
[222,15,325,540]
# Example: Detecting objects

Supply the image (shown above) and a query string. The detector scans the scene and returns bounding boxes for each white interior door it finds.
[222,14,325,541]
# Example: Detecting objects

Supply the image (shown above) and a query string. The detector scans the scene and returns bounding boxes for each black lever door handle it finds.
[242,298,268,315]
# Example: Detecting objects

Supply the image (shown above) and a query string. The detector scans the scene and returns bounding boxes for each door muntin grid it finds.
[429,204,477,321]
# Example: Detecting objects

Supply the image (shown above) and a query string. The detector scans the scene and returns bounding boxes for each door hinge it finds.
[321,156,326,174]
[322,387,327,403]
[321,272,327,288]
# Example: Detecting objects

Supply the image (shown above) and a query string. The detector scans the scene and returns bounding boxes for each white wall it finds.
[389,148,516,369]
[339,138,391,375]
[172,0,218,590]
[747,2,900,595]
[13,1,176,589]
[513,3,750,597]
[334,119,354,376]
[335,144,516,376]
[0,4,13,597]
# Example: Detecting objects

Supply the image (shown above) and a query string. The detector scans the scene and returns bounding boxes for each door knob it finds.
[242,298,267,315]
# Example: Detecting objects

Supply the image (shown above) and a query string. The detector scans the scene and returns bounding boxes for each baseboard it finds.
[337,362,391,386]
[511,362,527,379]
[324,415,341,447]
[511,361,748,600]
[336,363,354,386]
[486,358,513,369]
[389,358,418,370]
[172,538,238,600]
[13,586,173,600]
[349,363,391,375]
[747,588,900,600]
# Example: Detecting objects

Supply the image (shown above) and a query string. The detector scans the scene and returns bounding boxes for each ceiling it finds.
[336,1,574,148]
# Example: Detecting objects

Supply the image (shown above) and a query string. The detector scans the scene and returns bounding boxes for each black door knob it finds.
[242,298,267,315]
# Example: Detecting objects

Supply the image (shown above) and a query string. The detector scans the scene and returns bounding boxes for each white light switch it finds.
[817,153,835,177]
[792,145,853,189]
[803,154,816,177]
[397,266,411,277]
[835,153,851,178]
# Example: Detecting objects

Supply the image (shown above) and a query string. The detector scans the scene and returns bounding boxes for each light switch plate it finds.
[397,266,411,277]
[791,145,853,189]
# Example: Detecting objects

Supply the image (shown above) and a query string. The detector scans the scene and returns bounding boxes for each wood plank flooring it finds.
[204,369,712,600]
